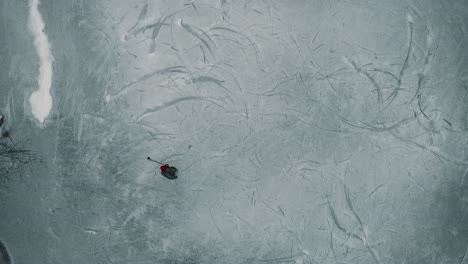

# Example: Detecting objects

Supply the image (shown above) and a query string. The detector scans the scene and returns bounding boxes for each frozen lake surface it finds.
[1,0,468,263]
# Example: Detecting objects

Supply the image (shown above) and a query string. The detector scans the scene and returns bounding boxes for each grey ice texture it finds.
[1,0,468,263]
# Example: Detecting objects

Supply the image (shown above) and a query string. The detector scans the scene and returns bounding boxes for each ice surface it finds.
[1,0,468,263]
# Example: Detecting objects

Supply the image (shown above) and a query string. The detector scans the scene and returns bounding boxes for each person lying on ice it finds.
[147,157,178,180]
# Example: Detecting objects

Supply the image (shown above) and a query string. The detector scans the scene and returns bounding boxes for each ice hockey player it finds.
[0,115,9,139]
[0,239,13,264]
[147,157,178,180]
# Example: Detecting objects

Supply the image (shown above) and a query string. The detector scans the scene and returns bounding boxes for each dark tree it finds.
[0,118,39,182]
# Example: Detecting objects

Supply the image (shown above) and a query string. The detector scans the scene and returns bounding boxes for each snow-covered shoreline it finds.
[28,0,53,124]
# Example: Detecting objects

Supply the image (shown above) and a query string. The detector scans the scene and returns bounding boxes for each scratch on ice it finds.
[29,0,53,124]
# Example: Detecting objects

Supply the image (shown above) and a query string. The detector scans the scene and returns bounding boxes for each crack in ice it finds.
[29,0,53,124]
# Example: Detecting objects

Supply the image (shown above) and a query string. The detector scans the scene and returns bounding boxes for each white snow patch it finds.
[29,0,53,124]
